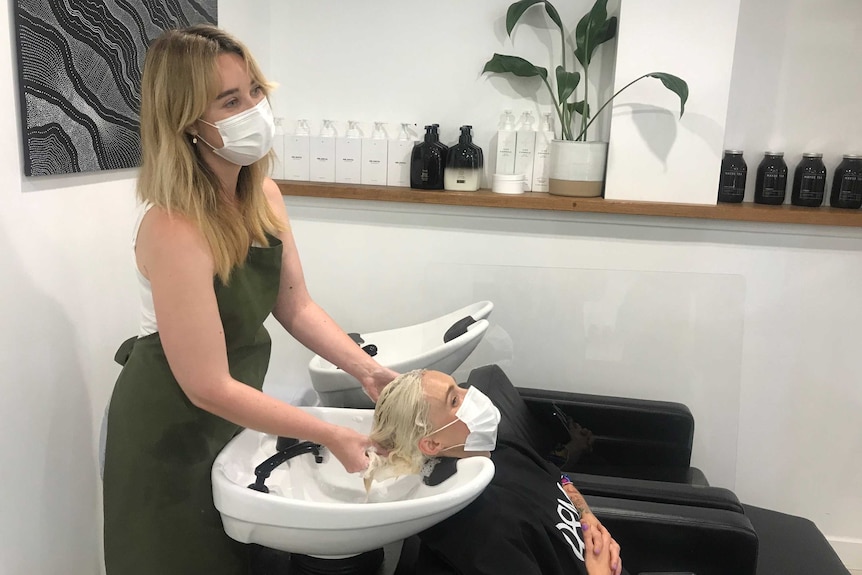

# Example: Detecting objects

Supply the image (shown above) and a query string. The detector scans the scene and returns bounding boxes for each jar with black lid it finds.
[718,150,747,203]
[754,152,788,205]
[829,155,862,209]
[790,153,827,207]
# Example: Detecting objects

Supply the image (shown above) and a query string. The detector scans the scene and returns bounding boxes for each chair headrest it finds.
[465,365,565,454]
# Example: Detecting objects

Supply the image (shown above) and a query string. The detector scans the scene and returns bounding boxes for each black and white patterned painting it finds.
[14,0,218,177]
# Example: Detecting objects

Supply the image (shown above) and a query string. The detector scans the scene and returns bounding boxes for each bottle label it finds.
[798,174,825,200]
[762,169,787,198]
[839,175,862,202]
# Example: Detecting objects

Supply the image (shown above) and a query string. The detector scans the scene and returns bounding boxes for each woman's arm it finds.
[563,478,623,575]
[263,179,397,400]
[136,205,370,472]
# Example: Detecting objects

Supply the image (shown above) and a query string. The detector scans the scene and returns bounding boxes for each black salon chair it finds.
[402,364,847,575]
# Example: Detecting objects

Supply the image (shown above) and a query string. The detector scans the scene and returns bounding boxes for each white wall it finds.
[1,1,860,574]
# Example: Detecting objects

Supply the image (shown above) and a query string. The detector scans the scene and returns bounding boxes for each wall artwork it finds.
[14,1,218,177]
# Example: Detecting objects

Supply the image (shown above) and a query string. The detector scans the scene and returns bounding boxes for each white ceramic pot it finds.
[548,140,608,197]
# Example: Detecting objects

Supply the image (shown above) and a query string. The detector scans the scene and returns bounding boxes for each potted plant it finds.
[482,0,688,197]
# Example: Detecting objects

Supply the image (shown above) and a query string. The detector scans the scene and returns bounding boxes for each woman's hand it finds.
[325,426,374,473]
[361,367,400,402]
[581,513,622,575]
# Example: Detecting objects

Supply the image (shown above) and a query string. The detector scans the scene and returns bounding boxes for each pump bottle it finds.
[310,120,337,182]
[284,119,310,181]
[495,110,517,175]
[336,120,363,184]
[444,126,484,191]
[410,125,447,190]
[360,122,388,185]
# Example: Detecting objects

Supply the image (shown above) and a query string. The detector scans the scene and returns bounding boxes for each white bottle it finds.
[361,122,389,186]
[495,109,517,175]
[310,120,337,182]
[514,111,537,191]
[271,117,286,179]
[335,121,363,184]
[387,123,417,187]
[283,119,310,181]
[531,112,555,193]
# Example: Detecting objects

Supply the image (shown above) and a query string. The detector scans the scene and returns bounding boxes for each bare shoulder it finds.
[137,206,213,278]
[262,177,289,220]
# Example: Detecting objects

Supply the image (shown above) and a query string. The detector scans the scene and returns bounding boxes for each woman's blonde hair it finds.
[137,25,283,283]
[367,369,433,482]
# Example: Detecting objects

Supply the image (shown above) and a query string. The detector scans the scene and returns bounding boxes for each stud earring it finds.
[192,135,198,144]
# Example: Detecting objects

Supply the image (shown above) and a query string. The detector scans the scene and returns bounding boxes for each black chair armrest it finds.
[586,495,759,575]
[571,472,744,514]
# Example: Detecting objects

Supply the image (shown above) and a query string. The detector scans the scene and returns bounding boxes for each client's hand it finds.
[326,426,373,473]
[581,513,622,575]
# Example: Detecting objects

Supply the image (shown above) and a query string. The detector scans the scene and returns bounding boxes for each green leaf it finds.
[506,0,564,36]
[555,66,580,104]
[568,100,591,120]
[647,73,689,117]
[574,0,615,68]
[482,53,548,80]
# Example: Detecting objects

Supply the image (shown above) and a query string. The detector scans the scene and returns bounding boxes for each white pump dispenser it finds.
[336,120,363,184]
[387,123,417,187]
[361,122,389,185]
[531,112,555,193]
[514,111,537,191]
[495,109,517,175]
[283,119,310,181]
[310,120,337,182]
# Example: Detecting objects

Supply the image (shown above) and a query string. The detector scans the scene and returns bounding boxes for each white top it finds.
[133,204,158,337]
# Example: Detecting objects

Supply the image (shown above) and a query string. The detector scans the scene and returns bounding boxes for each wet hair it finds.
[366,370,433,482]
[137,25,282,283]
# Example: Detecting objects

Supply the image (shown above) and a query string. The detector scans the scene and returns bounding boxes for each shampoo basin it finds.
[212,406,495,557]
[309,301,494,407]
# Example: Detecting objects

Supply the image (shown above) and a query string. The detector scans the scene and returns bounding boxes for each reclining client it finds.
[366,369,626,575]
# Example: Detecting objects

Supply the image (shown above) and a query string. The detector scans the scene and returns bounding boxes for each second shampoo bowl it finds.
[212,406,495,557]
[309,301,494,407]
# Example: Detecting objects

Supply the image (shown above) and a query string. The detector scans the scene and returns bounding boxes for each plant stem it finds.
[542,76,571,140]
[574,73,649,141]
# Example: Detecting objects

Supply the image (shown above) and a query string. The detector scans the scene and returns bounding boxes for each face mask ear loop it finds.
[426,418,458,437]
[439,443,466,453]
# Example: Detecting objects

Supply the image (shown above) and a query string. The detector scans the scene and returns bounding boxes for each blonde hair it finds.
[137,25,283,283]
[366,369,433,482]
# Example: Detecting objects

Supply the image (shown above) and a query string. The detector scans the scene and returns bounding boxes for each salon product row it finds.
[718,151,862,209]
[271,115,553,194]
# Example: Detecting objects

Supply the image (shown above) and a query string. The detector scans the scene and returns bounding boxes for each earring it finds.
[192,135,198,144]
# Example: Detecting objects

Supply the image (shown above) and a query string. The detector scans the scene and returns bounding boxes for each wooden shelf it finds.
[277,181,862,228]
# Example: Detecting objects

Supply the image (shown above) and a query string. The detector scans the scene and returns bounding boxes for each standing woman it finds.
[102,25,397,574]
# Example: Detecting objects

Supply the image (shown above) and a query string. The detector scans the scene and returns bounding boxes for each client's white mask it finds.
[198,98,275,166]
[429,386,501,452]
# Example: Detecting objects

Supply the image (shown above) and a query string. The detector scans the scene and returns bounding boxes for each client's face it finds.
[419,371,472,457]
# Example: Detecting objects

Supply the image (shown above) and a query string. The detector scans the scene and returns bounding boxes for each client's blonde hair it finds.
[366,369,433,483]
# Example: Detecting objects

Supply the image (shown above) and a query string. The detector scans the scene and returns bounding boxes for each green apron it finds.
[103,236,282,575]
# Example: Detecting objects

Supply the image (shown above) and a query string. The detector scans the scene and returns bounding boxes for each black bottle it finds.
[410,125,447,190]
[717,150,747,203]
[444,126,484,191]
[790,153,827,207]
[754,152,788,205]
[829,155,862,209]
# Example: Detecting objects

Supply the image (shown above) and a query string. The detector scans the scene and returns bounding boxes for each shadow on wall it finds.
[0,223,101,575]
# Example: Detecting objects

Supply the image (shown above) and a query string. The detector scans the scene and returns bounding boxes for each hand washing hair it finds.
[365,369,433,487]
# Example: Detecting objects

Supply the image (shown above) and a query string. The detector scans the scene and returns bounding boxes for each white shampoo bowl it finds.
[309,301,494,407]
[212,406,495,557]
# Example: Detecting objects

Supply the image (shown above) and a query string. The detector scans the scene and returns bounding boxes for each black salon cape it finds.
[417,438,589,575]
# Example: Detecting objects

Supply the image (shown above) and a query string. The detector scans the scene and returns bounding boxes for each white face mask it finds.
[429,386,501,452]
[198,98,275,166]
